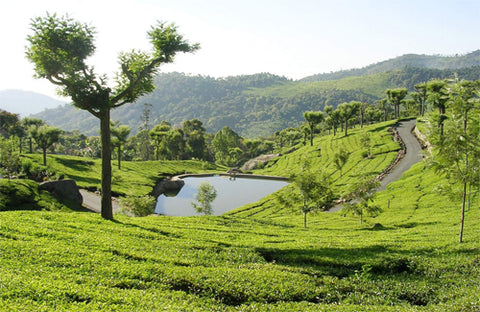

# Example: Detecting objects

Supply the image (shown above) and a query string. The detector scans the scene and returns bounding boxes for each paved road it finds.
[378,119,424,191]
[80,189,123,213]
[329,119,423,212]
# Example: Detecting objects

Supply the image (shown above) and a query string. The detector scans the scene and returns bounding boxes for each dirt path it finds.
[80,189,123,213]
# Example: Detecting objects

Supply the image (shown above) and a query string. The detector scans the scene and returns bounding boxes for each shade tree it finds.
[303,111,324,146]
[26,13,199,220]
[385,88,408,119]
[110,122,131,170]
[30,125,62,166]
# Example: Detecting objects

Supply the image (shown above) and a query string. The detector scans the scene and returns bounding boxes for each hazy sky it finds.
[1,0,480,100]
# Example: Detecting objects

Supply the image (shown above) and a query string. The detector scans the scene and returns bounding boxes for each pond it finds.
[155,175,289,216]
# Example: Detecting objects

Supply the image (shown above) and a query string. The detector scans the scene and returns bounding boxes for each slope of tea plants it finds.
[0,189,478,311]
[22,154,226,196]
[229,120,400,218]
[1,119,479,311]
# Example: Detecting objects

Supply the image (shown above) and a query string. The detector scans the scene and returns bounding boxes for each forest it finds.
[34,65,480,138]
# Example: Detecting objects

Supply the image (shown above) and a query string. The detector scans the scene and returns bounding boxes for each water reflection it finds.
[155,175,289,216]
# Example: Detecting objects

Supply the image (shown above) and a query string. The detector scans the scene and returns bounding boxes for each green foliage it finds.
[22,154,226,197]
[0,136,20,177]
[0,179,71,211]
[120,195,157,217]
[191,182,217,215]
[211,127,244,166]
[343,177,382,224]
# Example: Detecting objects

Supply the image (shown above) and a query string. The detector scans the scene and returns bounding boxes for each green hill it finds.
[301,49,480,82]
[32,52,480,138]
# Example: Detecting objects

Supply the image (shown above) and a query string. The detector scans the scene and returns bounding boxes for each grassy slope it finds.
[22,154,226,197]
[1,122,479,311]
[228,121,400,218]
[247,72,392,99]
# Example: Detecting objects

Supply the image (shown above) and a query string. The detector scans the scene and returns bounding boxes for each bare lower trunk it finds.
[42,147,47,166]
[100,110,113,220]
[117,146,121,170]
[460,178,466,243]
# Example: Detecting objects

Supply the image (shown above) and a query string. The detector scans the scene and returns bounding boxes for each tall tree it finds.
[333,148,349,177]
[358,102,370,128]
[430,79,480,243]
[377,98,389,121]
[386,88,408,119]
[426,80,449,138]
[324,105,340,136]
[303,111,324,146]
[149,121,172,160]
[26,13,199,220]
[138,103,153,160]
[211,126,244,166]
[22,118,44,153]
[288,161,334,228]
[182,119,206,159]
[414,82,428,116]
[337,101,360,136]
[30,125,62,166]
[0,110,20,138]
[110,122,131,170]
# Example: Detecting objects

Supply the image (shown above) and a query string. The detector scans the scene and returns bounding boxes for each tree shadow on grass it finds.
[54,157,95,172]
[256,245,430,278]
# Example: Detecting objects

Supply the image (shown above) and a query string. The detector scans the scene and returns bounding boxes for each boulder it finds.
[39,179,83,205]
[152,177,185,198]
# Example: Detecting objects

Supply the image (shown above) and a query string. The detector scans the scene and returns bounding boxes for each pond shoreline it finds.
[175,172,289,181]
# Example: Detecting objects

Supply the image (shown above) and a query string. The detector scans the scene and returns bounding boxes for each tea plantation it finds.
[0,121,479,311]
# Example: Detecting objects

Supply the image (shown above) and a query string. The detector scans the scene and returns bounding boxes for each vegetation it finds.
[0,170,478,311]
[1,25,480,309]
[26,13,199,219]
[120,195,157,217]
[191,182,218,215]
[33,66,480,138]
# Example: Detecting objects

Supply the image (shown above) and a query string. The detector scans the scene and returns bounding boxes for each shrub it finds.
[121,195,157,216]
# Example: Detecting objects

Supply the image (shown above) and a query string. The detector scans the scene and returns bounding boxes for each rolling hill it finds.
[0,89,66,117]
[27,51,480,138]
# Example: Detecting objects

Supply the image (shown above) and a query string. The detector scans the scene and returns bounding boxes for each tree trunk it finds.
[29,138,33,153]
[117,146,121,170]
[304,212,307,228]
[100,109,113,220]
[460,177,466,243]
[344,119,348,136]
[310,126,314,146]
[42,147,47,166]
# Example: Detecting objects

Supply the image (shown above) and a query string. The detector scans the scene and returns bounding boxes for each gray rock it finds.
[39,179,83,205]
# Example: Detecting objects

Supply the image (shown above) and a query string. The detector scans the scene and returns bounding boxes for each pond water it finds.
[155,175,289,216]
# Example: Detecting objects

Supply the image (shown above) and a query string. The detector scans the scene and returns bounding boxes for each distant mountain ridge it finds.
[0,89,66,117]
[300,50,480,82]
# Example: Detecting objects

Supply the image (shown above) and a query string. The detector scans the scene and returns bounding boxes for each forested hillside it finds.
[300,49,480,82]
[33,54,480,138]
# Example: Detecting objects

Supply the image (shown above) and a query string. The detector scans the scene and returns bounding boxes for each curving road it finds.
[378,119,423,191]
[328,119,424,213]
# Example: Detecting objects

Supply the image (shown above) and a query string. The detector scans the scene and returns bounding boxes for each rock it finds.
[152,178,185,198]
[241,154,280,171]
[39,179,83,205]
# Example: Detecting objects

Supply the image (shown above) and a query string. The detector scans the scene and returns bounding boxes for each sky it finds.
[1,0,480,101]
